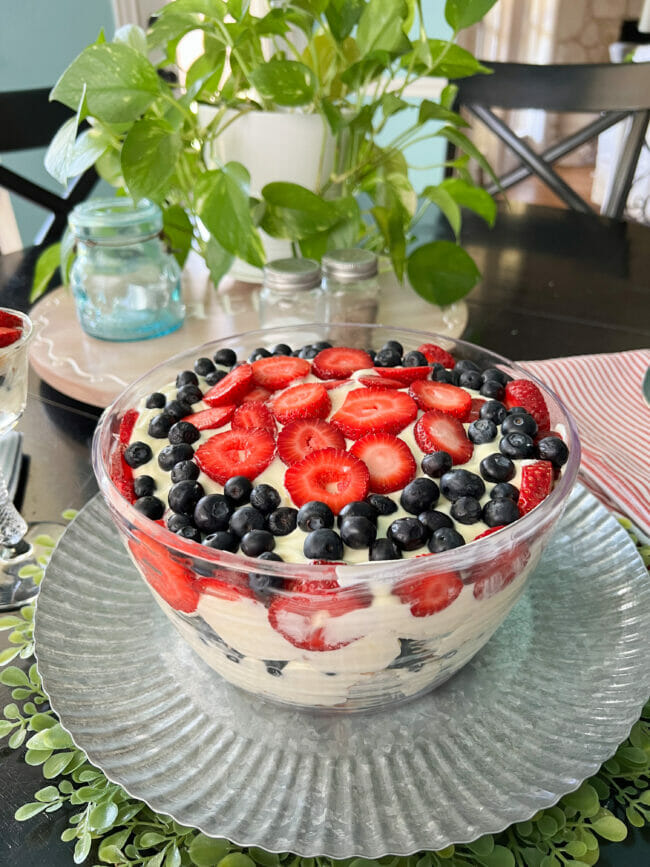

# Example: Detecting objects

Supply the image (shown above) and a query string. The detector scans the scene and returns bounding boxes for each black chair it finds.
[0,88,98,246]
[450,62,650,220]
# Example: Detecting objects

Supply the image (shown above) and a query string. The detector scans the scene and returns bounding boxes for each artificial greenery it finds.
[1,518,649,866]
[32,0,498,307]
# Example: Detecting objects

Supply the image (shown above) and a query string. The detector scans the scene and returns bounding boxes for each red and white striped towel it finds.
[522,349,650,536]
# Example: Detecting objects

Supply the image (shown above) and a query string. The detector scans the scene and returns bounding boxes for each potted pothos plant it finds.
[33,0,498,308]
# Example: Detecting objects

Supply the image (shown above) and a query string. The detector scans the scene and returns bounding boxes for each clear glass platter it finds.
[33,486,650,858]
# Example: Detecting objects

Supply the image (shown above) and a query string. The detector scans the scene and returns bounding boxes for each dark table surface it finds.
[1,202,649,866]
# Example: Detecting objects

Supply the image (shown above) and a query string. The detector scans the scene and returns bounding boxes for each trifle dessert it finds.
[93,325,579,711]
[0,308,32,436]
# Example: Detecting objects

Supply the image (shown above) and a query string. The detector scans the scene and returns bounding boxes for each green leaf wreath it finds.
[1,521,649,867]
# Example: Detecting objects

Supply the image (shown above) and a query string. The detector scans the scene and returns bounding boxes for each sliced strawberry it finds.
[277,418,345,465]
[241,385,272,404]
[358,375,403,390]
[350,433,416,494]
[393,569,463,617]
[203,363,253,407]
[231,401,276,435]
[331,388,417,439]
[504,379,550,430]
[312,346,374,380]
[372,366,431,384]
[195,428,275,485]
[268,579,371,651]
[0,326,22,347]
[417,343,456,368]
[271,383,331,425]
[109,409,139,502]
[119,408,139,444]
[198,576,256,602]
[471,527,529,600]
[182,405,235,431]
[321,379,352,390]
[534,428,563,444]
[474,526,506,540]
[251,355,310,391]
[468,398,486,422]
[0,310,23,328]
[284,448,369,514]
[518,460,554,516]
[414,410,474,465]
[409,380,472,420]
[128,534,199,613]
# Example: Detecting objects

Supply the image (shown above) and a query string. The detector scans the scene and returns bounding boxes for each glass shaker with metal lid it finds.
[259,258,326,331]
[322,248,380,325]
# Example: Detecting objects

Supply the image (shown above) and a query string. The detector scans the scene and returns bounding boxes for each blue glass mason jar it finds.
[68,198,185,341]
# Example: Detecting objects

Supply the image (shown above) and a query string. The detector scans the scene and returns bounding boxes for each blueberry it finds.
[499,432,535,459]
[249,484,281,514]
[403,350,427,367]
[224,475,253,505]
[455,359,481,374]
[203,531,239,552]
[418,510,453,534]
[479,400,507,424]
[272,343,292,356]
[479,453,516,483]
[168,421,200,445]
[382,340,403,355]
[194,494,232,532]
[370,538,402,560]
[298,345,319,359]
[205,369,227,386]
[164,399,193,421]
[458,369,482,390]
[451,496,482,524]
[133,475,155,498]
[374,347,402,367]
[145,392,166,409]
[176,384,203,405]
[502,412,538,437]
[387,517,429,551]
[158,443,194,471]
[428,527,465,553]
[248,568,284,603]
[483,498,520,527]
[303,529,343,560]
[171,460,200,483]
[176,525,202,543]
[249,347,271,362]
[123,441,153,468]
[259,551,283,561]
[169,480,204,516]
[479,379,505,400]
[449,368,461,386]
[506,405,527,415]
[400,478,440,514]
[133,496,165,520]
[536,436,569,467]
[491,482,519,500]
[313,340,333,351]
[240,529,275,557]
[176,370,199,388]
[481,367,511,386]
[148,412,174,438]
[213,347,237,367]
[167,513,192,533]
[297,501,334,532]
[268,508,298,536]
[421,451,453,478]
[365,494,398,516]
[229,506,266,537]
[440,469,485,502]
[339,516,377,549]
[468,419,497,444]
[432,367,455,384]
[194,357,215,376]
[338,501,378,526]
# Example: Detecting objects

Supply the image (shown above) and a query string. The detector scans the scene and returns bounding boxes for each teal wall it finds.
[0,0,115,245]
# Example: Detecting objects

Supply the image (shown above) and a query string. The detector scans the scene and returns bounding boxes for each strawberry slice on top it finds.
[251,355,310,391]
[417,343,456,369]
[203,363,253,407]
[468,398,486,422]
[271,382,331,424]
[414,410,474,465]
[331,387,418,439]
[357,375,403,389]
[350,433,416,494]
[0,326,22,348]
[231,401,277,435]
[518,460,554,515]
[0,310,23,328]
[393,569,463,617]
[312,346,374,380]
[372,366,431,384]
[277,418,345,465]
[241,385,272,404]
[195,428,276,485]
[284,448,370,513]
[409,380,472,420]
[182,405,235,431]
[504,379,550,430]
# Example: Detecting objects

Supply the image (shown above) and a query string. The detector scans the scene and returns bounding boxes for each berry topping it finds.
[203,363,253,407]
[158,443,194,471]
[408,380,472,420]
[297,501,335,532]
[168,421,201,444]
[471,528,529,600]
[284,448,370,514]
[440,468,486,501]
[371,365,431,384]
[133,495,165,520]
[366,494,398,515]
[451,496,482,524]
[194,494,232,532]
[387,517,429,551]
[182,405,235,431]
[479,453,516,483]
[312,346,374,380]
[394,569,463,617]
[467,398,486,422]
[421,451,453,478]
[0,326,22,347]
[249,484,281,514]
[357,375,404,389]
[213,347,237,367]
[145,392,166,409]
[479,400,507,424]
[205,370,227,386]
[340,516,377,549]
[502,411,538,437]
[414,411,474,465]
[133,475,155,498]
[374,346,402,367]
[231,401,277,435]
[400,477,440,514]
[271,382,331,424]
[499,432,535,460]
[536,436,569,467]
[303,529,344,560]
[0,310,22,328]
[331,388,417,439]
[251,355,310,391]
[491,482,519,501]
[403,350,428,367]
[504,379,550,430]
[168,480,204,516]
[229,506,266,538]
[195,428,275,485]
[428,527,465,553]
[268,507,298,536]
[240,529,275,557]
[177,384,203,406]
[482,498,519,527]
[194,356,215,376]
[467,418,497,444]
[458,369,482,390]
[370,538,402,560]
[479,379,505,400]
[418,510,453,534]
[249,347,271,362]
[416,343,456,368]
[518,460,554,515]
[223,475,253,504]
[123,441,152,468]
[338,501,378,525]
[277,418,345,466]
[350,433,416,494]
[241,385,272,403]
[203,531,239,552]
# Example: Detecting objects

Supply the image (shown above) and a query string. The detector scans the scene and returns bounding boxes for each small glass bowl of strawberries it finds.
[0,308,33,437]
[92,324,580,712]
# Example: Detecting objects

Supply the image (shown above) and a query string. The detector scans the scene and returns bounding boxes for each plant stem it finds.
[159,88,195,125]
